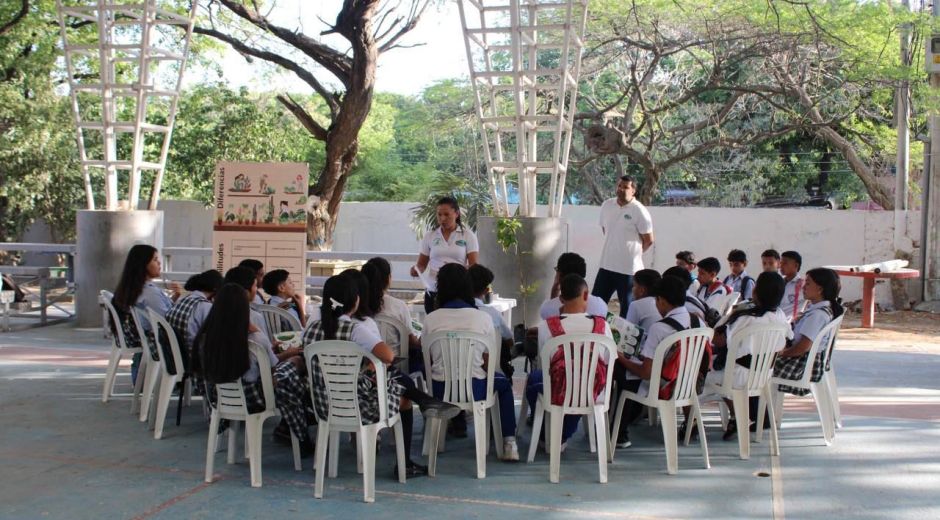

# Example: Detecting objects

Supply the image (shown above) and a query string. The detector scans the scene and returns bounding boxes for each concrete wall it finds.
[329,202,923,307]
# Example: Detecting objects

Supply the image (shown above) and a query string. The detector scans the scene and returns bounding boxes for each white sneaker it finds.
[502,439,520,462]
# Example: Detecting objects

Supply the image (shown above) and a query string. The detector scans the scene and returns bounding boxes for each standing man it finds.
[593,176,654,318]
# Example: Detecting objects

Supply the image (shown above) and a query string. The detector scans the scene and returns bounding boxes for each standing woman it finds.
[773,267,844,396]
[112,244,181,382]
[411,196,479,314]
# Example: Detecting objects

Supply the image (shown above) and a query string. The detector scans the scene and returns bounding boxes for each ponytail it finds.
[361,262,386,314]
[320,275,358,340]
[806,268,844,319]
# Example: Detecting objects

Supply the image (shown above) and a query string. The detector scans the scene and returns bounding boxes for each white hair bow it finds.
[329,297,344,310]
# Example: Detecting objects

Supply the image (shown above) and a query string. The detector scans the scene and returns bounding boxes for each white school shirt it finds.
[423,307,495,380]
[782,276,806,321]
[706,309,793,389]
[377,294,414,355]
[536,313,614,364]
[625,296,660,335]
[135,282,173,331]
[244,309,278,383]
[185,291,213,351]
[598,198,653,275]
[634,306,693,397]
[696,281,730,309]
[538,294,609,320]
[723,271,754,301]
[418,226,479,292]
[339,315,384,354]
[792,300,833,346]
[268,294,301,323]
[475,297,512,340]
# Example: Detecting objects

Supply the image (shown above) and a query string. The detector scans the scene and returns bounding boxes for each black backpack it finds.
[686,295,721,328]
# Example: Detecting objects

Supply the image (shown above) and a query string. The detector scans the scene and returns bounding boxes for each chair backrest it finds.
[147,308,185,377]
[252,303,302,339]
[718,292,740,317]
[537,332,617,412]
[304,340,389,428]
[130,306,157,361]
[648,327,714,403]
[213,341,277,420]
[778,313,843,389]
[822,314,844,371]
[99,290,132,350]
[374,314,410,358]
[421,330,497,406]
[723,322,791,393]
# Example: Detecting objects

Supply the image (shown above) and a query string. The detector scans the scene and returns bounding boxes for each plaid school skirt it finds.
[310,361,404,425]
[773,350,825,396]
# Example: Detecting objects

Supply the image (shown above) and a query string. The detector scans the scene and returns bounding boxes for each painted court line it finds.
[771,453,785,520]
[130,480,216,520]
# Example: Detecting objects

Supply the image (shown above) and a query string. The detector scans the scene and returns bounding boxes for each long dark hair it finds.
[721,271,786,330]
[192,283,251,384]
[435,263,475,309]
[184,269,223,294]
[113,244,157,311]
[341,268,374,319]
[437,196,463,230]
[319,274,359,340]
[361,261,388,314]
[805,267,844,319]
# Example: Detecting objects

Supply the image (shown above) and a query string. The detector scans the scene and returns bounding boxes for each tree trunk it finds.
[636,165,662,205]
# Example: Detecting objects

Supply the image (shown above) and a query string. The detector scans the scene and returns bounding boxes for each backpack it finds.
[656,314,711,400]
[546,315,608,406]
[685,295,722,328]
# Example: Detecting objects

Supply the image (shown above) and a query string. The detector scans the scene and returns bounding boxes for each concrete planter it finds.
[75,210,164,327]
[477,216,568,327]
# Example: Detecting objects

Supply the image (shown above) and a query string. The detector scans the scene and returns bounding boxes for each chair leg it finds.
[731,391,750,460]
[593,407,609,484]
[314,422,330,498]
[102,348,121,403]
[291,432,302,471]
[328,431,340,478]
[609,393,628,463]
[526,400,544,463]
[490,402,504,459]
[355,432,363,475]
[718,401,730,431]
[548,410,563,483]
[393,420,406,483]
[227,421,239,465]
[153,375,175,440]
[176,376,187,426]
[659,403,678,475]
[648,406,657,426]
[473,405,487,479]
[205,412,220,483]
[131,355,148,414]
[427,417,442,477]
[683,410,695,447]
[812,383,834,445]
[247,417,263,488]
[826,371,842,429]
[516,374,529,438]
[693,398,710,469]
[586,413,597,453]
[764,386,780,457]
[360,427,377,503]
[755,393,767,444]
[139,362,160,423]
[771,387,784,430]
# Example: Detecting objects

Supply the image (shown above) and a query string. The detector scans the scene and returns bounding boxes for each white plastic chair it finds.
[99,290,145,413]
[204,341,301,488]
[768,314,844,446]
[700,323,790,459]
[305,340,406,503]
[525,333,617,484]
[374,314,420,383]
[130,307,161,423]
[421,330,504,479]
[252,303,302,339]
[146,308,192,440]
[822,320,844,429]
[610,328,713,475]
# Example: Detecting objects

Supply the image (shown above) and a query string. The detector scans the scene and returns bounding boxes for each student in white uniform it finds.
[412,196,479,314]
[592,175,654,318]
[468,264,516,378]
[780,251,805,322]
[695,257,731,308]
[707,271,793,440]
[363,257,420,363]
[761,249,781,273]
[261,269,306,327]
[625,269,662,334]
[539,252,609,320]
[723,249,755,301]
[676,250,699,294]
[238,259,266,305]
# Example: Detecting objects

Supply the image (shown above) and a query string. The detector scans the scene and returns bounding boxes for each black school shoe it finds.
[392,460,428,479]
[723,419,737,441]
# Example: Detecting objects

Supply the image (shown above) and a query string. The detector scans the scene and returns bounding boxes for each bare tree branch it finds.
[0,0,28,36]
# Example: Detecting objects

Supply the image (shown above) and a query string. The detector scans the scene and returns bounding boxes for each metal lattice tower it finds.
[458,0,588,218]
[56,0,197,211]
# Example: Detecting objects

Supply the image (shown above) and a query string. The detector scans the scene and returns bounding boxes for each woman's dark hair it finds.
[435,263,475,309]
[437,196,463,229]
[192,283,251,384]
[722,272,786,330]
[184,269,223,294]
[113,244,157,311]
[360,262,387,314]
[224,266,256,292]
[319,274,359,340]
[805,267,844,318]
[468,264,494,296]
[365,257,392,289]
[341,269,374,319]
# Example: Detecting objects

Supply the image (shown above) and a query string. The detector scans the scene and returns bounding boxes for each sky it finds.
[194,1,470,97]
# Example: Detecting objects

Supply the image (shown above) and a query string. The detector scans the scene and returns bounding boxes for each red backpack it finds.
[546,315,609,406]
[657,315,711,399]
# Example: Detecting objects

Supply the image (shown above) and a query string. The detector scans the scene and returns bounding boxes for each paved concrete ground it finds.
[1,315,938,520]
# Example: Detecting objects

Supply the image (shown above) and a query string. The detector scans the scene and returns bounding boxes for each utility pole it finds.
[895,0,911,253]
[922,0,940,308]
